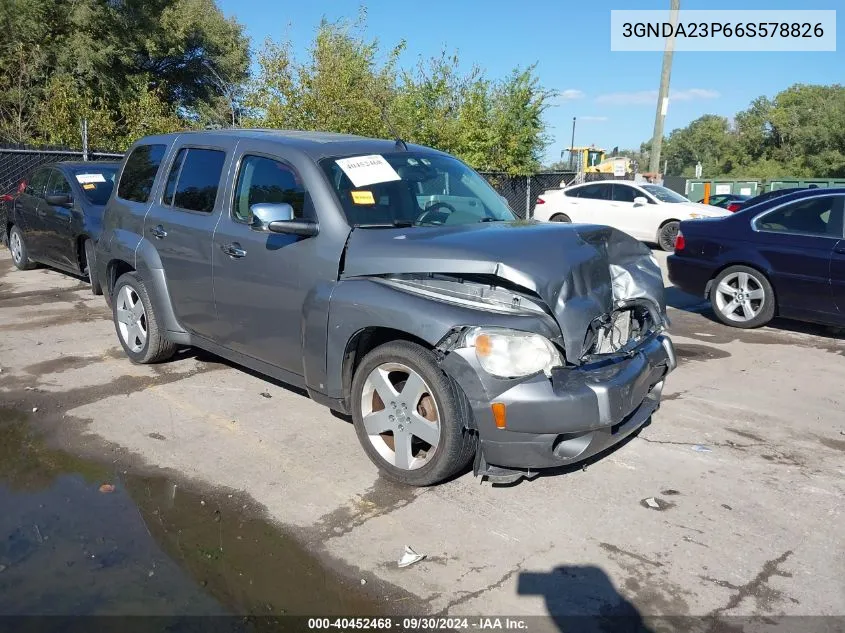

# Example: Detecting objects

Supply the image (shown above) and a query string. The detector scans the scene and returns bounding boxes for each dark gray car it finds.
[96,130,676,486]
[6,161,120,294]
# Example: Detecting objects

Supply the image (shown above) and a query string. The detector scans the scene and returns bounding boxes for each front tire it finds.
[710,265,775,329]
[657,221,680,251]
[9,225,35,270]
[112,272,176,363]
[84,239,103,295]
[351,341,476,486]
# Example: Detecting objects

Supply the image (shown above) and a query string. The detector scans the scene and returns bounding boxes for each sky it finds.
[216,0,843,165]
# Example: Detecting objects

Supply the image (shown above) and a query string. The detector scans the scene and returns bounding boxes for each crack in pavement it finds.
[708,550,794,616]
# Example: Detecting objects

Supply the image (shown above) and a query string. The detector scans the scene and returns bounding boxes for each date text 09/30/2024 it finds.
[307,617,529,631]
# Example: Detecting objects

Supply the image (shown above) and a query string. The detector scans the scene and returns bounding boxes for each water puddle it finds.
[0,407,399,616]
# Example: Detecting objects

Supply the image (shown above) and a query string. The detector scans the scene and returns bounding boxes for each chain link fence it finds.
[0,145,123,196]
[1,146,632,221]
[479,171,636,218]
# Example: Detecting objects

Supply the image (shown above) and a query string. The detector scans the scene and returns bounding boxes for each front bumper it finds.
[440,334,676,473]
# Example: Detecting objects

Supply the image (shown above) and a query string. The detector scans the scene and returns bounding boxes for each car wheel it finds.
[8,225,35,270]
[84,239,103,295]
[550,213,571,223]
[657,221,680,251]
[112,272,177,363]
[351,340,477,486]
[710,266,775,329]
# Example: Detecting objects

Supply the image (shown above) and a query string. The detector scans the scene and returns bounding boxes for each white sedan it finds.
[533,181,730,251]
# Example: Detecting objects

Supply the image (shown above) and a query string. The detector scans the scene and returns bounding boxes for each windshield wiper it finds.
[478,217,502,223]
[356,221,415,229]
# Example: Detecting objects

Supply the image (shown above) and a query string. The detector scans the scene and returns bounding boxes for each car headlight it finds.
[463,327,563,378]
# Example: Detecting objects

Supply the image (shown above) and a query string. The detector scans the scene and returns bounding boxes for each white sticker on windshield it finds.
[335,155,401,187]
[75,173,106,184]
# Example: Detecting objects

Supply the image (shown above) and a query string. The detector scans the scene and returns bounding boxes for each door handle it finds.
[834,244,845,254]
[149,225,167,239]
[222,243,247,258]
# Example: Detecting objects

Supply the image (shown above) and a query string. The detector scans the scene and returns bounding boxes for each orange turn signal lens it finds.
[491,402,507,429]
[474,333,493,357]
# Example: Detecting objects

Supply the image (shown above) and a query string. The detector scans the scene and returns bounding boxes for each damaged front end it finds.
[339,222,676,482]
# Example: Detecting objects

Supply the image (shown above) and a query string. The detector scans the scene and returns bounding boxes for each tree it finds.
[658,83,845,179]
[0,0,250,147]
[246,15,552,174]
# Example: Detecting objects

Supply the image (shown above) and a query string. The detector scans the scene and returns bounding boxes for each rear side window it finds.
[163,148,226,213]
[576,184,611,200]
[232,155,307,222]
[118,144,166,203]
[756,196,844,238]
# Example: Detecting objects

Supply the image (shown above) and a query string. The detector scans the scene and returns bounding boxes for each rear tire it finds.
[550,213,571,223]
[9,225,35,270]
[351,340,476,486]
[112,272,177,364]
[657,221,680,251]
[84,239,103,295]
[709,265,775,329]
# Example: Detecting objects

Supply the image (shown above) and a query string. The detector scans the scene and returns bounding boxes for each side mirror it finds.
[249,203,318,237]
[633,196,648,206]
[46,193,72,207]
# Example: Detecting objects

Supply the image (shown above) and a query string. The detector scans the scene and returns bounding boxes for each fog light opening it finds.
[491,402,507,429]
[552,432,592,460]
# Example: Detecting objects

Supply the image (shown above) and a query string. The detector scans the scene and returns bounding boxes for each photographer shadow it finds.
[518,565,653,633]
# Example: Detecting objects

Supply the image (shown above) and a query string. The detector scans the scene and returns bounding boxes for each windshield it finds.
[320,152,516,227]
[642,185,689,204]
[71,166,118,205]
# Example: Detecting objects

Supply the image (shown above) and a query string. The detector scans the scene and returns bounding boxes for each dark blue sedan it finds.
[667,188,845,328]
[5,161,120,295]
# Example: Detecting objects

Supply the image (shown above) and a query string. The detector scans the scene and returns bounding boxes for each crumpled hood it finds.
[342,222,666,361]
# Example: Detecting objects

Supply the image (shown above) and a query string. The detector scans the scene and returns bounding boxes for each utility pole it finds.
[648,0,680,176]
[81,118,88,161]
[568,117,576,169]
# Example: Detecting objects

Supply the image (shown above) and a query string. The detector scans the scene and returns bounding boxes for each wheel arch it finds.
[341,327,433,411]
[106,258,136,298]
[76,234,94,272]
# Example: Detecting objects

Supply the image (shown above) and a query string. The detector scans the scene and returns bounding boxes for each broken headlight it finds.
[463,327,563,379]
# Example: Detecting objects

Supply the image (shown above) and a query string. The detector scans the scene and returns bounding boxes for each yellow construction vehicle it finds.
[562,146,634,175]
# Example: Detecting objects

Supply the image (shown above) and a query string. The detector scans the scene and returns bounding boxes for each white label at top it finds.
[75,173,107,184]
[335,155,401,187]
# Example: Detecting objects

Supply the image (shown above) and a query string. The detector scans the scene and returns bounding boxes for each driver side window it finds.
[25,170,50,198]
[232,155,308,223]
[46,170,72,197]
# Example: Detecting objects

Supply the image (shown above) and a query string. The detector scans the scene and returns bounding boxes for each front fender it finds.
[324,278,561,400]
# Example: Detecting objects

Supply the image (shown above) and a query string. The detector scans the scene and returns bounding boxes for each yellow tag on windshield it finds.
[82,183,96,190]
[351,190,375,205]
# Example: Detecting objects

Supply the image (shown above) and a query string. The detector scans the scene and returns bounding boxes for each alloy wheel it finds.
[714,272,765,322]
[9,231,22,264]
[360,362,441,471]
[115,285,148,353]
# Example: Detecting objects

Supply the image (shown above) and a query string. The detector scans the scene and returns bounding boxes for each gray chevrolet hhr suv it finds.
[96,130,676,486]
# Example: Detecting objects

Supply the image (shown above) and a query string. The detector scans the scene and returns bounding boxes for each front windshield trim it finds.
[319,151,517,228]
